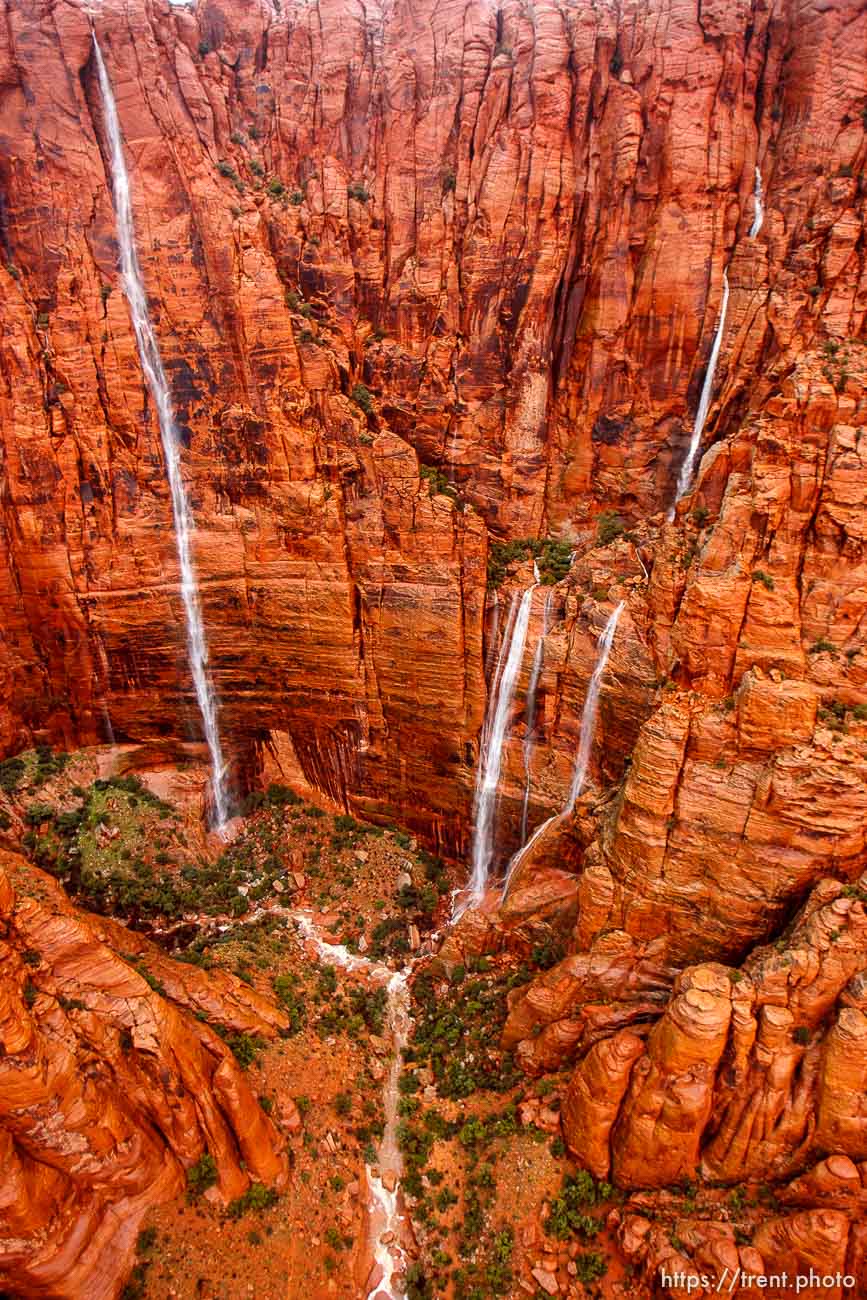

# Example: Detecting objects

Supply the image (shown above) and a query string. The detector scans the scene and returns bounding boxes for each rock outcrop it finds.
[0,850,289,1300]
[499,875,867,1292]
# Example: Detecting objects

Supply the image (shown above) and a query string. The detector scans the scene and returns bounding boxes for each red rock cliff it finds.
[1,0,864,858]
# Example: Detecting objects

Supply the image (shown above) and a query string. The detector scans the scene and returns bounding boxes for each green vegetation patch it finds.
[487,537,572,588]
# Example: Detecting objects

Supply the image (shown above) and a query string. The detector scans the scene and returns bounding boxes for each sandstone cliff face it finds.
[497,875,867,1294]
[0,850,288,1300]
[1,0,865,862]
[1,1,866,1292]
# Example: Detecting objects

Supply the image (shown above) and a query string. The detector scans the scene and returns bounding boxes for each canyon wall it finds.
[0,0,866,1295]
[1,0,864,857]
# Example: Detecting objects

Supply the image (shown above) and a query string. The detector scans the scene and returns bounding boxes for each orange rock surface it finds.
[0,0,866,1293]
[0,0,864,857]
[0,851,288,1299]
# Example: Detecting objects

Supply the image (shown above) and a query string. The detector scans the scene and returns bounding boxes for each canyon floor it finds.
[2,742,832,1300]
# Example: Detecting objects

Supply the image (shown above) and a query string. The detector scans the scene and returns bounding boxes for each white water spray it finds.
[92,37,229,828]
[749,166,764,239]
[671,270,730,512]
[501,603,625,895]
[520,590,553,843]
[502,601,625,897]
[463,583,536,906]
[564,601,625,813]
[366,971,412,1299]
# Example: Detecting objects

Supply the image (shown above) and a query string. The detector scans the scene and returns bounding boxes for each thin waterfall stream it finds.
[502,601,625,897]
[520,589,553,842]
[459,580,536,913]
[671,269,730,513]
[562,601,625,814]
[293,913,416,1300]
[749,165,764,239]
[92,36,230,828]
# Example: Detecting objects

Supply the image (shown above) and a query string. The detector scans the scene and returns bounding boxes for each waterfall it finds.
[564,601,625,813]
[92,37,229,828]
[520,590,553,843]
[501,600,625,897]
[463,582,536,907]
[749,166,764,239]
[671,269,730,512]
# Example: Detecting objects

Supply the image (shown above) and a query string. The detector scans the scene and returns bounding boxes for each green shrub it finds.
[225,1032,262,1069]
[0,756,25,793]
[752,570,775,590]
[186,1152,218,1197]
[265,783,302,807]
[575,1251,607,1283]
[347,181,370,203]
[351,383,374,414]
[267,177,285,198]
[597,510,626,544]
[227,1182,278,1218]
[545,1171,612,1239]
[486,537,572,588]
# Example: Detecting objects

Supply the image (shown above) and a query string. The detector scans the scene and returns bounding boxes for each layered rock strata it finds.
[0,850,289,1300]
[0,0,864,859]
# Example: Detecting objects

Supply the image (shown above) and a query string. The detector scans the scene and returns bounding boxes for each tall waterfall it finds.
[501,600,626,897]
[463,582,536,906]
[671,269,730,512]
[93,37,229,828]
[520,590,553,843]
[749,166,764,239]
[563,601,625,813]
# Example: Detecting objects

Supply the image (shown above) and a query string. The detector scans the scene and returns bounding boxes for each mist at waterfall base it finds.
[93,37,230,829]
